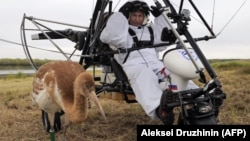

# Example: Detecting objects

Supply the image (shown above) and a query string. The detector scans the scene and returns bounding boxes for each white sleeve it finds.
[100,12,129,48]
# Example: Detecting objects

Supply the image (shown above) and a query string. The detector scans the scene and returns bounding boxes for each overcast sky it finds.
[0,0,249,61]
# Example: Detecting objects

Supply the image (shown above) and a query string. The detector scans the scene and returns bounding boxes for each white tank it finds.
[163,48,203,79]
[162,48,204,91]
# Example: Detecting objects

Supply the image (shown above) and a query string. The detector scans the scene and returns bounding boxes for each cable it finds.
[170,0,247,37]
[0,38,23,46]
[211,0,216,31]
[137,26,149,68]
[113,0,122,11]
[0,38,83,57]
[216,0,247,36]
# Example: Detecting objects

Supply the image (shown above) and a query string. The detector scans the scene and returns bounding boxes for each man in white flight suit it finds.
[100,0,189,125]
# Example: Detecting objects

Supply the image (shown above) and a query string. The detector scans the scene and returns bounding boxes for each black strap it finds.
[128,26,154,48]
[148,26,154,46]
[128,28,139,48]
[123,26,154,64]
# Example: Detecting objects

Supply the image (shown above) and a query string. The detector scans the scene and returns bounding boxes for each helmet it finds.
[119,0,150,25]
[128,0,150,16]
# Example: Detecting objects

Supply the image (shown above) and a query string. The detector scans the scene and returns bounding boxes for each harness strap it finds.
[148,26,154,46]
[128,28,139,48]
[123,26,154,64]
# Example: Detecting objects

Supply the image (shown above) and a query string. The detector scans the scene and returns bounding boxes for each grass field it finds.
[0,60,250,141]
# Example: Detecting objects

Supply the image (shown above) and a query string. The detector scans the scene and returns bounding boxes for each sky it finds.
[0,0,249,61]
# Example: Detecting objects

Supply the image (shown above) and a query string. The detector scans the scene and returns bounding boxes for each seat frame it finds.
[94,57,137,103]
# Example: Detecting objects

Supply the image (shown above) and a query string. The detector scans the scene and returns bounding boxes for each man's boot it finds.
[156,89,175,125]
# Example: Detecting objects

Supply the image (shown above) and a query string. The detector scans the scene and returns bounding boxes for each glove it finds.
[150,6,162,17]
[119,2,133,19]
[161,27,177,43]
[74,31,87,50]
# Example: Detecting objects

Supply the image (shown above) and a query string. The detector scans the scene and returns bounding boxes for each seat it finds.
[96,55,136,103]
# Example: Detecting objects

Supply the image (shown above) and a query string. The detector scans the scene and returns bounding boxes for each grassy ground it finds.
[0,60,250,141]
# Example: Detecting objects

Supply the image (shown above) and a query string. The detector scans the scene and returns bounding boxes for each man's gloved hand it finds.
[119,2,133,19]
[74,31,87,50]
[161,27,177,43]
[150,6,162,17]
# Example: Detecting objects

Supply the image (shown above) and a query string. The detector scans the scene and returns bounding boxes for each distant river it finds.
[0,68,101,76]
[0,69,36,76]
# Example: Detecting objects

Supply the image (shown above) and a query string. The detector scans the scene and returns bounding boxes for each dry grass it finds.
[0,60,250,140]
[0,77,161,141]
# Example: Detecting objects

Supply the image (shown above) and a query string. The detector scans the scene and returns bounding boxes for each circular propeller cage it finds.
[20,14,88,71]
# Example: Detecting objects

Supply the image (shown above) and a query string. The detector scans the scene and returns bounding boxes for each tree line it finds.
[0,58,53,69]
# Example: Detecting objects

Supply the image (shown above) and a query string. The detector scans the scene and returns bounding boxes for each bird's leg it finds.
[48,113,56,141]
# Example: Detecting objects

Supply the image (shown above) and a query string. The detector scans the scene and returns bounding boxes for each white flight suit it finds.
[100,12,170,120]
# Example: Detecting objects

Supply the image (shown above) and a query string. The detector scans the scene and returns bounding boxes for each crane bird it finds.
[31,60,107,140]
